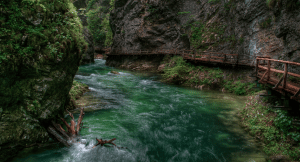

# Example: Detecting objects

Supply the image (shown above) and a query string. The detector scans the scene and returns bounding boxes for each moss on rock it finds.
[66,80,90,110]
[0,0,88,161]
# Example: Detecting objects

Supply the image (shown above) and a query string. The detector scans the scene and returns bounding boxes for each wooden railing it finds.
[256,56,300,100]
[105,48,300,101]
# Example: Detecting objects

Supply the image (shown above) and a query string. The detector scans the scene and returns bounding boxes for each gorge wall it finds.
[106,0,300,73]
[0,0,87,161]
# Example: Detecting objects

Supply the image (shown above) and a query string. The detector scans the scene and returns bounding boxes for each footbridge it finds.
[105,48,300,103]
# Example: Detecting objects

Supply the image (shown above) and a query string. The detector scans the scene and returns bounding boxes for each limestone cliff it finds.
[0,0,87,161]
[106,0,300,73]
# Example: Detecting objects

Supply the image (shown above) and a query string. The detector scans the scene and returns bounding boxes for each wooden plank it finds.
[258,65,300,78]
[273,76,284,90]
[267,60,271,81]
[283,63,288,88]
[291,88,300,99]
[259,71,268,82]
[257,58,300,66]
[255,58,259,77]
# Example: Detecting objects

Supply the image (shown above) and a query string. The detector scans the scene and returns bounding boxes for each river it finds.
[12,59,266,162]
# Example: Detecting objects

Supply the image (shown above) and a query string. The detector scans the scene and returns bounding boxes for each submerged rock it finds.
[111,71,120,74]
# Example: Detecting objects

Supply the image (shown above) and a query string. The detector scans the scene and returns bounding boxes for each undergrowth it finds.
[162,56,258,95]
[240,94,300,160]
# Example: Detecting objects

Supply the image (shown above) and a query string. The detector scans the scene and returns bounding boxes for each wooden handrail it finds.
[257,66,300,78]
[256,56,300,100]
[257,58,300,66]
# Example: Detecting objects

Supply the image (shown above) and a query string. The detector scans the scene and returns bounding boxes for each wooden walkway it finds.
[106,49,255,66]
[106,48,300,102]
[256,56,300,102]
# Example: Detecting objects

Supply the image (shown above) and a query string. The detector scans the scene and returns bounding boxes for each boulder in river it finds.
[111,71,120,74]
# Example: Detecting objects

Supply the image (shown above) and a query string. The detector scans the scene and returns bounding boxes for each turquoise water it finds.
[12,59,266,162]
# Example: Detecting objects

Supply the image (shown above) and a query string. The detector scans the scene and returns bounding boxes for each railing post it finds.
[283,63,288,88]
[267,60,271,81]
[256,57,259,78]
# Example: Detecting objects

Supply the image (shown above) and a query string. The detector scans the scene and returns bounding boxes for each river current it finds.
[12,59,266,162]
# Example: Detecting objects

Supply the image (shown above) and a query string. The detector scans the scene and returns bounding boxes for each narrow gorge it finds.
[1,0,300,161]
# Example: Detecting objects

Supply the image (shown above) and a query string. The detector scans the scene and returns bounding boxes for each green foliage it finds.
[241,95,300,160]
[208,0,221,4]
[86,0,114,47]
[0,0,87,71]
[177,11,191,15]
[87,0,97,10]
[69,80,88,101]
[260,17,272,29]
[162,56,194,83]
[146,3,158,13]
[224,80,256,95]
[274,110,300,141]
[190,22,205,49]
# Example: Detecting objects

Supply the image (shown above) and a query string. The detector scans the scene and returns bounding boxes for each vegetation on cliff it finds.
[161,56,257,95]
[240,92,300,161]
[66,80,90,110]
[86,0,114,47]
[0,0,88,161]
[0,0,87,72]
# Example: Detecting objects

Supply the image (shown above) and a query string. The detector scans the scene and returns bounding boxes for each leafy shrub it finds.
[162,56,194,83]
[190,22,205,49]
[224,80,256,95]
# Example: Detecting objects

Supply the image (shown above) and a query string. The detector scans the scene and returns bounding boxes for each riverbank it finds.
[104,56,300,161]
[106,55,258,95]
[239,91,300,161]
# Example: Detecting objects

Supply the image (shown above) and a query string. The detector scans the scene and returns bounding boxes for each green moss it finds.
[69,80,89,101]
[0,0,88,72]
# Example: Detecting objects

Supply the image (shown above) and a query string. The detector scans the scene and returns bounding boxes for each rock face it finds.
[107,0,300,72]
[73,0,95,64]
[81,27,95,64]
[0,0,87,161]
[109,0,190,52]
